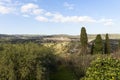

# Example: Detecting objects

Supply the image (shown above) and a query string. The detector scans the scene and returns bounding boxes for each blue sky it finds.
[0,0,120,35]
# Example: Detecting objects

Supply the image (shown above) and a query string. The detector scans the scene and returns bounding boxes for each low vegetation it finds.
[82,56,120,80]
[0,43,57,80]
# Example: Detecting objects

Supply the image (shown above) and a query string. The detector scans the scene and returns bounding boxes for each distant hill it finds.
[0,34,120,43]
[0,34,120,53]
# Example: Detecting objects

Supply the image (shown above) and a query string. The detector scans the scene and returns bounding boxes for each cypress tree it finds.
[91,43,94,54]
[116,40,120,52]
[104,34,111,54]
[93,34,103,54]
[80,27,88,55]
[118,40,120,49]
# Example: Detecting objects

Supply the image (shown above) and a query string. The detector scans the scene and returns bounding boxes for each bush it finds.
[81,56,120,80]
[0,43,56,80]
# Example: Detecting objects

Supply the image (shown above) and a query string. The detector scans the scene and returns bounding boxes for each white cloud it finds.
[0,5,12,14]
[32,9,44,15]
[99,18,114,26]
[64,2,74,10]
[35,16,48,22]
[50,13,96,23]
[78,16,96,22]
[99,18,112,22]
[0,0,22,14]
[21,3,44,15]
[45,12,53,16]
[21,3,38,13]
[0,1,114,26]
[36,12,114,25]
[0,0,21,6]
[104,21,114,26]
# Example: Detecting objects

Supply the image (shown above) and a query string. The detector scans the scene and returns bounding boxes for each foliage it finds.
[104,34,111,54]
[81,56,120,80]
[0,42,56,80]
[50,65,76,80]
[80,27,88,54]
[116,39,120,52]
[69,54,97,79]
[93,34,103,54]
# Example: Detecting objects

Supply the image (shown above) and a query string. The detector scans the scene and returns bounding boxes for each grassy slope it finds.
[50,65,76,80]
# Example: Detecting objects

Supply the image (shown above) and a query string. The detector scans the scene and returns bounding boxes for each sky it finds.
[0,0,120,35]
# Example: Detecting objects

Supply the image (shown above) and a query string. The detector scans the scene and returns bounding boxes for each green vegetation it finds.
[105,34,111,54]
[92,34,103,54]
[50,65,76,80]
[82,56,120,80]
[0,43,56,80]
[80,27,88,55]
[0,27,120,80]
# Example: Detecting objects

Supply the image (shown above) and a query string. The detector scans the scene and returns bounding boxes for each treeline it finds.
[80,27,112,55]
[0,42,57,80]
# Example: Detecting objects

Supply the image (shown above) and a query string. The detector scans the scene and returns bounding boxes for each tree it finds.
[0,42,56,80]
[116,39,120,52]
[93,34,103,54]
[81,57,120,80]
[90,43,94,54]
[80,27,88,55]
[104,34,111,54]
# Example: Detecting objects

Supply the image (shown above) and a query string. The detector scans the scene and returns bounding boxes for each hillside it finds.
[0,34,120,42]
[0,34,119,55]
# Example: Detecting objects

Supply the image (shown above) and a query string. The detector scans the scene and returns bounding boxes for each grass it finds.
[50,65,76,80]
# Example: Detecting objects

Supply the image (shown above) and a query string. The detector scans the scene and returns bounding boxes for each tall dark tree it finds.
[80,27,88,55]
[90,43,94,54]
[104,34,111,54]
[118,40,120,50]
[116,39,120,52]
[93,34,103,54]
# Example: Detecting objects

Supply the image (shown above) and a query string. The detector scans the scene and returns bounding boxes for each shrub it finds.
[81,56,120,80]
[92,34,103,54]
[0,43,56,80]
